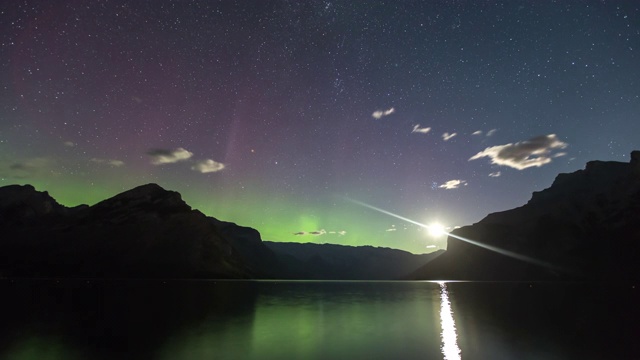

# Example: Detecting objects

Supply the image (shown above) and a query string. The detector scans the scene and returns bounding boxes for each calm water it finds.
[0,280,637,359]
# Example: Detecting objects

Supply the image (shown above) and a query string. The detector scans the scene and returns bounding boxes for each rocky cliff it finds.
[411,151,640,280]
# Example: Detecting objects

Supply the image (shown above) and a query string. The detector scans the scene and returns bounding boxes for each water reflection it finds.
[1,281,638,359]
[439,282,461,360]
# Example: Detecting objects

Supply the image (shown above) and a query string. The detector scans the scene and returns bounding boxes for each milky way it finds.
[1,1,639,253]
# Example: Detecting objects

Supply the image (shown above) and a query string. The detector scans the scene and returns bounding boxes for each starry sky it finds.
[1,1,639,254]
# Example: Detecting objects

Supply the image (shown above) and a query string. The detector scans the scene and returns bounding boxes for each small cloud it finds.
[472,130,482,136]
[554,152,567,158]
[386,225,397,232]
[372,107,395,119]
[147,148,193,165]
[442,132,457,141]
[426,245,437,249]
[131,96,143,104]
[438,179,467,189]
[6,158,51,179]
[486,129,497,136]
[488,171,501,177]
[91,158,124,167]
[294,229,345,236]
[411,124,431,134]
[469,134,567,170]
[191,159,225,173]
[63,141,75,147]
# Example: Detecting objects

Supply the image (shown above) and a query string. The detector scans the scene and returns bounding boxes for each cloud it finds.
[473,129,497,137]
[293,229,346,236]
[386,225,397,232]
[5,158,52,179]
[91,158,124,167]
[63,141,75,147]
[147,148,193,165]
[372,107,395,119]
[411,124,431,134]
[426,245,437,249]
[469,134,568,170]
[438,179,467,189]
[489,171,501,177]
[191,159,225,173]
[442,132,457,141]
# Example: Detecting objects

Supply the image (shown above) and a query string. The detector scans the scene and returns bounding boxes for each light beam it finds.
[345,197,564,271]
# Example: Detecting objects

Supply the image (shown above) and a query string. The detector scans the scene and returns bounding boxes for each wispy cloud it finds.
[438,179,467,189]
[372,107,395,119]
[473,129,497,137]
[411,124,431,134]
[147,148,193,165]
[63,141,75,147]
[426,245,437,249]
[90,158,125,167]
[293,229,346,236]
[191,159,225,173]
[469,134,567,170]
[489,171,501,177]
[4,158,52,179]
[442,132,457,141]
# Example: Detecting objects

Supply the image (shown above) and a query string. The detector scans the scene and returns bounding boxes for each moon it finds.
[427,223,447,237]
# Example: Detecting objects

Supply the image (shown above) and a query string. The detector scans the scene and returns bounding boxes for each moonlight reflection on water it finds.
[439,282,461,360]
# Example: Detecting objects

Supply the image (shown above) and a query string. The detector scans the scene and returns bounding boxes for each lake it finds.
[0,280,637,359]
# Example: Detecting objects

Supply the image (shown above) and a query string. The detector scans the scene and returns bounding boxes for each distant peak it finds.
[0,183,65,216]
[94,183,190,213]
[129,183,167,193]
[107,183,180,199]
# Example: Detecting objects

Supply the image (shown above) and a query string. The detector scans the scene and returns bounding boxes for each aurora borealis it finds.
[1,1,639,253]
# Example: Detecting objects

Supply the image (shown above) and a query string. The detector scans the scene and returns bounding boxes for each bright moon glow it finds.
[347,197,565,271]
[428,223,447,237]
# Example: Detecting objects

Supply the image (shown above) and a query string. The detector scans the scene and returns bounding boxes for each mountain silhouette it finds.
[0,183,438,279]
[410,151,640,280]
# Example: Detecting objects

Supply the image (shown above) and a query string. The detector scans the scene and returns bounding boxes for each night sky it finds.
[1,1,639,253]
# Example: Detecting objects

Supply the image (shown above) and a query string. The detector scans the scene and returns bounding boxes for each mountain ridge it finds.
[0,183,439,279]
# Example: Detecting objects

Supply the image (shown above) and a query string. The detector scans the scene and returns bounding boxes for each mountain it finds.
[0,183,439,280]
[265,241,443,280]
[0,184,252,278]
[410,151,640,281]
